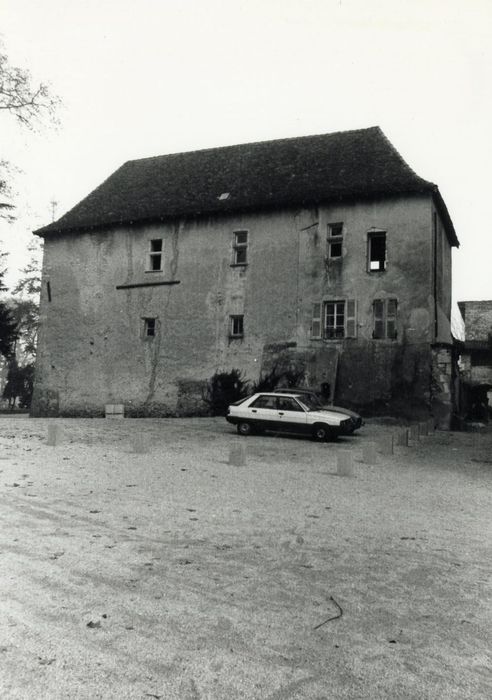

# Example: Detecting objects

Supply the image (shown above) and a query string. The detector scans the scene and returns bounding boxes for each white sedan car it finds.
[226,392,352,441]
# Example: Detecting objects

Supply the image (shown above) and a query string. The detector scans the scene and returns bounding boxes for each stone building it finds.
[31,126,460,425]
[457,300,492,419]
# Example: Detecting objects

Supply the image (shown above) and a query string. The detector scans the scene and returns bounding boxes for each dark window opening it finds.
[233,231,248,265]
[368,232,387,271]
[230,314,244,338]
[148,239,163,271]
[46,281,52,302]
[144,318,156,337]
[472,350,492,367]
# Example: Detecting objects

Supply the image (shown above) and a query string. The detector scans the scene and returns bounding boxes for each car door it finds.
[275,396,308,433]
[249,394,279,430]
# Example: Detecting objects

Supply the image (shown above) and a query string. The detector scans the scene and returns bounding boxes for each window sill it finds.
[229,335,244,340]
[144,269,164,273]
[230,263,248,268]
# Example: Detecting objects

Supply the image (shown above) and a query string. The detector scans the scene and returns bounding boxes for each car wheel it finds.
[237,421,252,436]
[312,423,333,442]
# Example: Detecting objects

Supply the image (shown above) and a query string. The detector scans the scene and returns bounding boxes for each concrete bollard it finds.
[47,423,62,446]
[379,435,394,455]
[337,451,354,477]
[396,429,409,447]
[409,424,420,442]
[362,442,378,464]
[131,433,147,454]
[105,403,124,419]
[229,444,246,466]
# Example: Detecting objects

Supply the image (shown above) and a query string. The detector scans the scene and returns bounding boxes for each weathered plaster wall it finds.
[296,195,437,415]
[32,210,301,416]
[32,194,454,420]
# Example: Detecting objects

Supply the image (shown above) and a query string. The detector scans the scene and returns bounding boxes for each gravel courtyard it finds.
[0,415,490,699]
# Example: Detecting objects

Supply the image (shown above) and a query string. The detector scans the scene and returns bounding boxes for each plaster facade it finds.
[32,193,456,423]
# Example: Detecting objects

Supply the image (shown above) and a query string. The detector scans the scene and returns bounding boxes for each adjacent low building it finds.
[458,300,492,420]
[31,126,460,426]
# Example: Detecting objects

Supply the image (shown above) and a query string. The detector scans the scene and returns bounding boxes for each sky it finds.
[1,0,491,319]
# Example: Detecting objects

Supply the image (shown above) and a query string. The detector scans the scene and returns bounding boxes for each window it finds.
[143,318,156,337]
[251,395,277,409]
[367,231,386,271]
[233,230,248,265]
[325,301,346,338]
[147,239,163,271]
[327,222,343,259]
[311,300,357,339]
[230,314,244,338]
[277,397,304,412]
[373,298,397,339]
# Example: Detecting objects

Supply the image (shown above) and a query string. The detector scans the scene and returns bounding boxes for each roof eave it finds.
[432,187,459,248]
[33,187,439,238]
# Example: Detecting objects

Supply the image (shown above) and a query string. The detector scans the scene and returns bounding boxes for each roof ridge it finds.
[124,126,383,165]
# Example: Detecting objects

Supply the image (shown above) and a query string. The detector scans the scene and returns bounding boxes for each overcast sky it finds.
[1,0,491,312]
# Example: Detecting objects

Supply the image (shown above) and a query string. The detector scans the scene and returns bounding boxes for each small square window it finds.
[233,231,248,265]
[143,318,156,337]
[328,223,343,237]
[148,239,163,271]
[328,240,342,258]
[230,315,244,338]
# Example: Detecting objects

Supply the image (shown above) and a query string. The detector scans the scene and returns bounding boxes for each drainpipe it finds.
[433,211,438,341]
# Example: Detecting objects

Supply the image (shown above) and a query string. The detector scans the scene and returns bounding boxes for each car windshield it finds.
[295,394,320,410]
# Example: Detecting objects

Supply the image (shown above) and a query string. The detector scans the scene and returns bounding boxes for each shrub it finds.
[202,369,249,416]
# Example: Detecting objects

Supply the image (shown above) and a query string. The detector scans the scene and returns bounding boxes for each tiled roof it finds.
[35,126,458,245]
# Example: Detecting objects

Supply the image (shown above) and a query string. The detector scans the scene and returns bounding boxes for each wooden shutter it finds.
[386,298,398,339]
[346,299,357,338]
[311,303,322,339]
[373,299,384,338]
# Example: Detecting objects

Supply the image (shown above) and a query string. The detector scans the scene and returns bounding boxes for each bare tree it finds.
[0,48,59,128]
[0,44,60,221]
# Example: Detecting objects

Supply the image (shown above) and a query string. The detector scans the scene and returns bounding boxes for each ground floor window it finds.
[230,314,244,338]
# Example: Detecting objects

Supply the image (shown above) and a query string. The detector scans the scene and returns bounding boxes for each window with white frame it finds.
[372,298,397,339]
[233,231,248,265]
[230,314,244,338]
[147,239,163,271]
[311,300,357,339]
[327,222,343,259]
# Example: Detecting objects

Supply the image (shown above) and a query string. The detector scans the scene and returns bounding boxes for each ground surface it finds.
[0,415,490,700]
